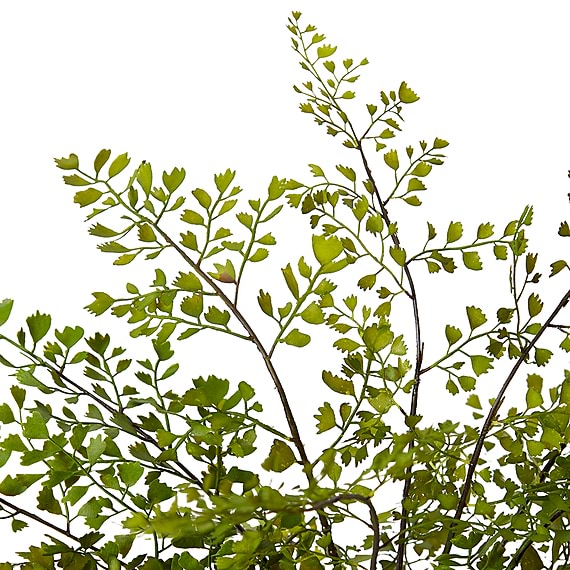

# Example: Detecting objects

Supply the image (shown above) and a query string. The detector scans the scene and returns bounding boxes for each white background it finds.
[0,0,569,561]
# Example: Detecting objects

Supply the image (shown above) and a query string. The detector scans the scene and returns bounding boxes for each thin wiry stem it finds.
[357,143,424,570]
[443,288,570,555]
[153,224,341,559]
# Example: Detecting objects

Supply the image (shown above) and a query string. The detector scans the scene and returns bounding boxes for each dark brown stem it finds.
[307,494,380,570]
[153,225,340,559]
[0,496,86,547]
[443,287,570,554]
[357,144,424,570]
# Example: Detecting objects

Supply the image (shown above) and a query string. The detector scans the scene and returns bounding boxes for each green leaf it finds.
[445,325,462,345]
[458,376,476,391]
[470,355,493,376]
[559,221,570,236]
[0,473,43,496]
[181,209,205,225]
[497,308,514,323]
[212,260,236,283]
[535,348,553,366]
[336,165,356,182]
[0,404,14,424]
[494,244,508,260]
[262,439,296,472]
[108,153,130,178]
[281,264,300,299]
[0,299,14,327]
[267,176,286,201]
[249,248,269,262]
[138,224,156,242]
[174,272,202,292]
[63,174,91,186]
[94,149,111,175]
[528,293,543,317]
[363,324,393,353]
[180,295,203,318]
[466,306,487,330]
[22,412,49,439]
[389,246,406,266]
[257,290,273,317]
[322,370,355,396]
[26,311,51,344]
[38,486,62,515]
[369,389,393,414]
[447,221,463,243]
[55,326,84,349]
[89,223,120,237]
[87,435,106,464]
[398,82,419,103]
[204,307,230,326]
[409,162,432,177]
[358,274,377,290]
[366,214,384,234]
[214,169,236,192]
[85,292,114,316]
[163,167,186,192]
[463,251,482,270]
[136,162,152,194]
[315,402,336,433]
[333,338,360,353]
[317,44,337,58]
[383,149,399,170]
[55,153,79,170]
[312,234,343,265]
[300,302,325,324]
[467,394,482,409]
[550,260,569,276]
[74,188,102,207]
[281,329,310,347]
[433,138,449,149]
[477,223,494,239]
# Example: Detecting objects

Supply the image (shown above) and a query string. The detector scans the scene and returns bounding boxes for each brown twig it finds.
[357,144,424,570]
[153,225,340,559]
[443,287,570,554]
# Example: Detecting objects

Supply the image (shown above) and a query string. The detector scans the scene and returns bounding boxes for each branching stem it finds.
[443,287,570,554]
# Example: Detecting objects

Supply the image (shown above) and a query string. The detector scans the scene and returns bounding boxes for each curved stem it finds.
[153,224,340,558]
[443,287,570,554]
